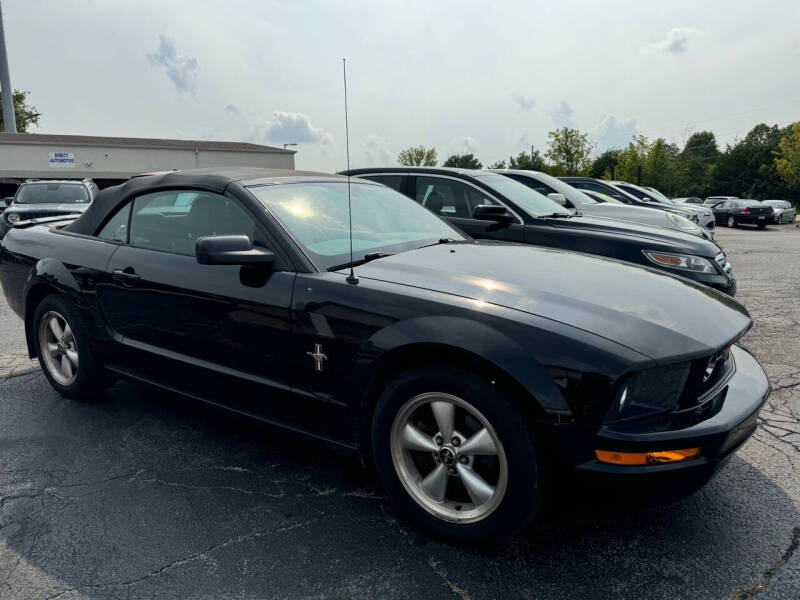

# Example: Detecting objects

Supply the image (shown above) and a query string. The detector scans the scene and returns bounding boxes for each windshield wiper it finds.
[327,252,394,272]
[417,237,461,249]
[541,212,572,219]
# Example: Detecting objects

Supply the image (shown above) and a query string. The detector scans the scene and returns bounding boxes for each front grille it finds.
[8,210,73,223]
[714,252,731,273]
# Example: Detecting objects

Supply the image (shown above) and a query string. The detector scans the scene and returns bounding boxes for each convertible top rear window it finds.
[250,181,465,270]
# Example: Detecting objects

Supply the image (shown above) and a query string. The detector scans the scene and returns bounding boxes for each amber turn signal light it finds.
[595,447,700,466]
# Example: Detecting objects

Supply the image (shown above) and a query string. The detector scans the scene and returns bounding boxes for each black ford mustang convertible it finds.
[0,168,769,542]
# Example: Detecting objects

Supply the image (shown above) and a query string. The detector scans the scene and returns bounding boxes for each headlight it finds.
[643,250,717,273]
[6,213,20,225]
[665,211,702,234]
[605,362,690,422]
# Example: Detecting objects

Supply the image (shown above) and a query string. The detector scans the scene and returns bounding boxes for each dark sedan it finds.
[344,167,736,295]
[0,168,769,543]
[712,199,773,229]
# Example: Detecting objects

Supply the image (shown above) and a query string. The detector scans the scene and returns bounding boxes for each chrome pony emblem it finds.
[306,344,327,372]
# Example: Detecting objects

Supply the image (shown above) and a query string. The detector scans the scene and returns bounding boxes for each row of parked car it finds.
[0,166,771,543]
[344,167,736,295]
[675,196,797,227]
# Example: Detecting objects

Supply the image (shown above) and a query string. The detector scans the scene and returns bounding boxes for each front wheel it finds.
[727,216,736,228]
[33,294,113,400]
[371,366,541,543]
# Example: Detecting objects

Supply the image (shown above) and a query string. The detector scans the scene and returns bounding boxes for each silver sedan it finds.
[763,200,797,224]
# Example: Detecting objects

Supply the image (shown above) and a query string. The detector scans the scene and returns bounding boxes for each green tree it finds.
[397,146,437,166]
[487,159,507,169]
[614,135,649,183]
[0,90,41,132]
[545,127,593,175]
[443,153,482,169]
[590,149,621,178]
[710,123,791,199]
[775,122,800,193]
[643,138,680,195]
[508,149,546,171]
[677,131,719,197]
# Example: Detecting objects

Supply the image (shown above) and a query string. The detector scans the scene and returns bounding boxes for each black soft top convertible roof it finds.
[64,167,341,236]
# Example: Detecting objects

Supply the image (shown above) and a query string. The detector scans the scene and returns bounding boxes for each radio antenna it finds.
[343,58,358,285]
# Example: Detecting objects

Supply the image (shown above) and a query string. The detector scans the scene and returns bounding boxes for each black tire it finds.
[371,365,541,543]
[32,294,113,400]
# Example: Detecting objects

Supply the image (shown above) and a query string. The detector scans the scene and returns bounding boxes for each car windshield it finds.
[250,181,467,270]
[739,199,763,207]
[15,183,90,204]
[585,190,625,205]
[763,200,785,208]
[645,187,674,203]
[474,173,570,217]
[521,172,599,207]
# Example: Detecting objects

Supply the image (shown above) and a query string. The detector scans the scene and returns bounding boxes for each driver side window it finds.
[129,190,256,256]
[414,176,497,219]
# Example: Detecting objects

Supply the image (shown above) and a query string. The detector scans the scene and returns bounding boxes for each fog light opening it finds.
[595,447,700,466]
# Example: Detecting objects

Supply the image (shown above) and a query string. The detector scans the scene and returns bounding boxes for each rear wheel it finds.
[33,295,112,400]
[727,216,736,228]
[372,366,541,543]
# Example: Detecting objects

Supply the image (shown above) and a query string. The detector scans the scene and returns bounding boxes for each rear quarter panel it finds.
[0,226,119,338]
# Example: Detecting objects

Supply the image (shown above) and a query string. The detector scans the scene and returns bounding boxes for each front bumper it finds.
[574,345,769,497]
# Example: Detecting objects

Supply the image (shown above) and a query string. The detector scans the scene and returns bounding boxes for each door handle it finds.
[112,268,141,284]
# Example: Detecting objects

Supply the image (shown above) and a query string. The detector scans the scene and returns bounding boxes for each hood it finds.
[8,203,90,214]
[666,203,712,216]
[352,242,750,362]
[574,204,704,238]
[545,213,718,255]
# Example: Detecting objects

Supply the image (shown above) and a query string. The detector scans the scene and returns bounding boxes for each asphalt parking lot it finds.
[0,223,798,600]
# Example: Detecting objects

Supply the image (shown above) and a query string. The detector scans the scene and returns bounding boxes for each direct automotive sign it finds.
[48,152,76,169]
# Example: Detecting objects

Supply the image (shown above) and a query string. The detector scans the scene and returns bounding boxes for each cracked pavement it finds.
[0,224,798,599]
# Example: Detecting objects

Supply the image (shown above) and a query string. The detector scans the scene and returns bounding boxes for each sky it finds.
[4,0,800,171]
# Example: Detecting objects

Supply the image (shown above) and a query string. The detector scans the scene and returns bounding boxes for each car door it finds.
[96,188,299,417]
[410,175,525,242]
[713,201,729,224]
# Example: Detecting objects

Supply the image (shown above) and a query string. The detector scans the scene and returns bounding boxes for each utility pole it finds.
[531,145,535,168]
[0,0,16,133]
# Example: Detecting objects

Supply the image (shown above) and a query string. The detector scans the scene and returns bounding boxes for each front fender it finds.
[363,315,570,413]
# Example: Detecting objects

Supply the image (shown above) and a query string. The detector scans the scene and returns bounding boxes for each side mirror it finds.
[196,235,274,267]
[547,193,567,206]
[2,197,12,207]
[473,204,516,223]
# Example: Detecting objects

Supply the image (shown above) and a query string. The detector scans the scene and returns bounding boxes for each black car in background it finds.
[712,199,773,229]
[0,168,770,542]
[344,168,736,295]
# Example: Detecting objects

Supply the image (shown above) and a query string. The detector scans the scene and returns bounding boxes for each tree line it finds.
[398,122,800,203]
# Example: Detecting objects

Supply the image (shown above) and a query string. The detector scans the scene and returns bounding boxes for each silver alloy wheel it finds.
[389,392,508,523]
[727,216,735,228]
[39,310,79,386]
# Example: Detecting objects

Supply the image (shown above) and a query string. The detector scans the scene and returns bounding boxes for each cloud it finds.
[224,104,240,115]
[549,100,574,127]
[641,28,699,55]
[256,111,334,147]
[593,114,637,150]
[362,134,394,166]
[147,35,199,95]
[511,94,535,112]
[447,136,479,156]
